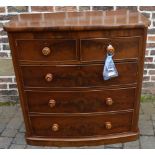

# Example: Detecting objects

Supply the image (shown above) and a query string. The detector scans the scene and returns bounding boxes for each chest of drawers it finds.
[3,10,150,147]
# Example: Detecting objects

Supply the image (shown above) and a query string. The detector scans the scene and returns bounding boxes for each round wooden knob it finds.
[106,97,113,106]
[52,123,59,132]
[45,73,53,82]
[42,47,51,56]
[49,99,56,108]
[107,44,115,55]
[105,122,112,129]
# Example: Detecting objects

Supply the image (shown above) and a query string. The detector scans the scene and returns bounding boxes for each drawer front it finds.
[17,39,77,61]
[30,112,132,138]
[80,36,140,61]
[21,62,137,88]
[26,87,136,113]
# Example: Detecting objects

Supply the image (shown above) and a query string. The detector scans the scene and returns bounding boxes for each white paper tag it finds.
[108,71,116,77]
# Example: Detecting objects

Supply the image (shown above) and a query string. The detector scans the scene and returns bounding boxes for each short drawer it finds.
[21,62,138,88]
[30,112,133,138]
[80,36,141,61]
[16,39,77,61]
[26,87,136,113]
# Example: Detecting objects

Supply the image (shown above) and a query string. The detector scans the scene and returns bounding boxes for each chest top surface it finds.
[3,9,150,32]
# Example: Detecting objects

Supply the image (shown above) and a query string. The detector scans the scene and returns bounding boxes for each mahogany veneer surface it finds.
[3,9,150,146]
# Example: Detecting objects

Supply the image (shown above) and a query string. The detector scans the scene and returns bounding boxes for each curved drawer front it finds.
[21,62,137,88]
[30,112,133,138]
[80,36,140,61]
[26,87,136,113]
[17,39,77,62]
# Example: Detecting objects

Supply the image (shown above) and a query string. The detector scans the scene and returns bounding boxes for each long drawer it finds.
[26,87,136,113]
[21,62,138,88]
[30,111,133,138]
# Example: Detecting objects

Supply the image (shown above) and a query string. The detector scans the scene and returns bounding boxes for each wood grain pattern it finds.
[26,132,139,147]
[26,87,136,113]
[3,10,149,146]
[80,36,140,61]
[21,62,138,88]
[30,111,133,138]
[17,39,77,62]
[3,10,150,32]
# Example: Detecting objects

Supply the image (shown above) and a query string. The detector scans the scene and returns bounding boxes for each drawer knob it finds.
[52,123,59,132]
[106,97,113,106]
[105,122,112,129]
[107,44,115,55]
[42,47,51,56]
[49,99,56,108]
[45,73,53,82]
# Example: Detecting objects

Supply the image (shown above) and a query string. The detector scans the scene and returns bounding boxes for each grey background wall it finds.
[0,6,155,103]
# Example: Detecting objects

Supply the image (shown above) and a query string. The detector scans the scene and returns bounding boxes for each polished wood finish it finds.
[26,87,136,113]
[45,73,53,82]
[4,10,149,146]
[42,47,51,56]
[21,62,138,88]
[26,132,139,147]
[105,122,112,130]
[105,97,113,106]
[3,10,150,32]
[107,44,115,55]
[48,99,56,108]
[80,36,140,61]
[52,124,59,132]
[30,111,133,138]
[17,39,77,62]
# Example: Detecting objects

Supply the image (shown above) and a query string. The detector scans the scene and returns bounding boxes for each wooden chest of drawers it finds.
[4,10,150,147]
